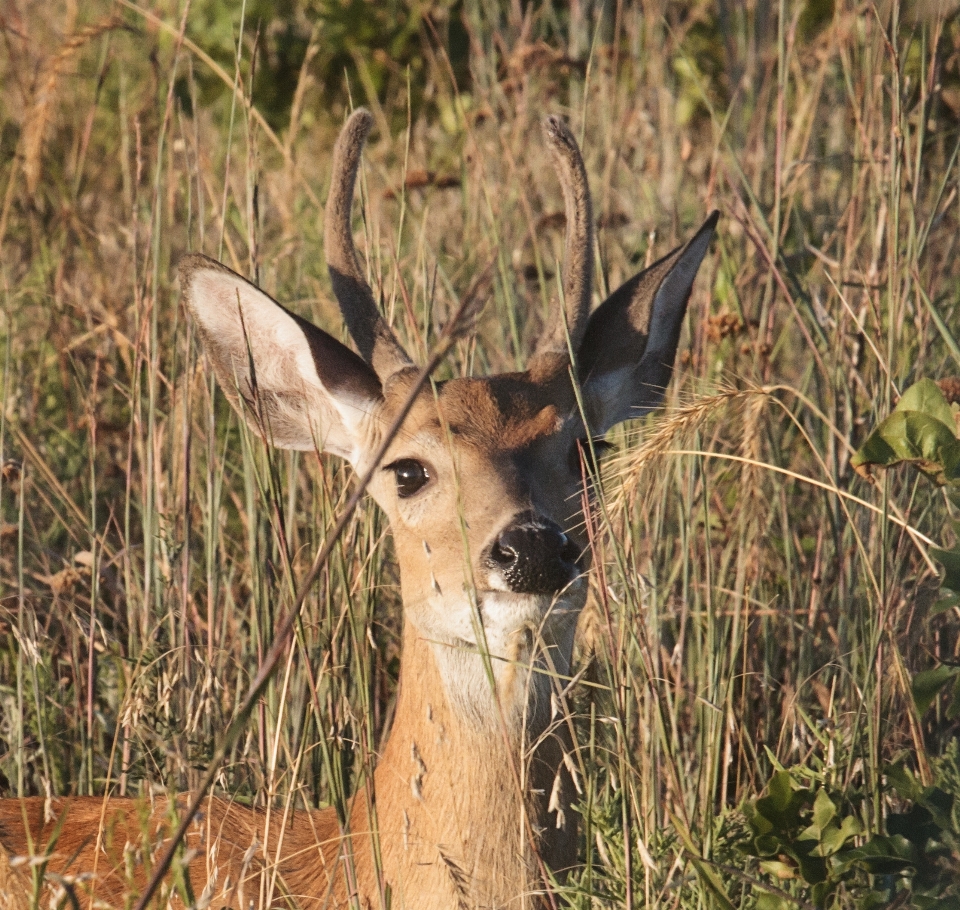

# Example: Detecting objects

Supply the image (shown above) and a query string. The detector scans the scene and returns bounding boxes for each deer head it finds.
[179,111,715,737]
[181,113,717,906]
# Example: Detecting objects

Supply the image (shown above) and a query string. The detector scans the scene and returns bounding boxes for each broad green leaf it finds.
[755,771,803,828]
[796,851,828,884]
[755,890,793,910]
[758,859,796,880]
[950,674,960,721]
[913,784,954,830]
[754,834,781,856]
[839,814,863,839]
[932,591,960,616]
[852,380,960,484]
[932,546,960,595]
[812,787,836,832]
[845,834,917,875]
[885,762,923,801]
[811,880,837,906]
[912,664,960,715]
[747,808,775,837]
[852,412,960,484]
[897,378,957,427]
[817,815,862,855]
[768,771,795,812]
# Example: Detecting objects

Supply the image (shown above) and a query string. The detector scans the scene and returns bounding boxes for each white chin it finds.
[480,588,576,626]
[479,581,585,643]
[413,577,587,655]
[423,584,586,727]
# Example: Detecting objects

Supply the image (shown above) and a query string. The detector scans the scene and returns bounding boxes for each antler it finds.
[530,116,594,375]
[325,108,413,379]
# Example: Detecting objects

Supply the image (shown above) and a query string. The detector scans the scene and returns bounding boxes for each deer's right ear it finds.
[180,254,383,463]
[576,212,717,434]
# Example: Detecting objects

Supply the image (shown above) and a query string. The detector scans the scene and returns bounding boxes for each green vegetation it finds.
[2,0,960,906]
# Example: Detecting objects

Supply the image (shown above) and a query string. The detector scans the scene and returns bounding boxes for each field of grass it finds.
[2,0,960,907]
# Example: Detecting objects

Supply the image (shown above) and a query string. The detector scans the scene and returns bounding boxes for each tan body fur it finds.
[0,627,575,909]
[0,795,340,908]
[0,110,716,909]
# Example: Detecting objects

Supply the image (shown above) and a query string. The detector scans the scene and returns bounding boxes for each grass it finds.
[1,0,960,907]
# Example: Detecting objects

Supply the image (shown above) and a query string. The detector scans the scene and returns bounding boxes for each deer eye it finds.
[387,459,431,498]
[569,438,614,475]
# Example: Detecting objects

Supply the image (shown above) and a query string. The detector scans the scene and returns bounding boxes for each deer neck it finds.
[350,613,580,907]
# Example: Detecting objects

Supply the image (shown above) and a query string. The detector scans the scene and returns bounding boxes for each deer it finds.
[0,109,716,910]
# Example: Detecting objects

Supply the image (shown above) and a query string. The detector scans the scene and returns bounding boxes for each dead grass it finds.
[1,0,959,906]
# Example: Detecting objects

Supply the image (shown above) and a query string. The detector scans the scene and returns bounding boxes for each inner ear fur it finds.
[180,254,383,460]
[577,212,718,433]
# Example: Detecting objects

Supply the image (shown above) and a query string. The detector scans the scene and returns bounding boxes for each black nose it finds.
[486,512,581,595]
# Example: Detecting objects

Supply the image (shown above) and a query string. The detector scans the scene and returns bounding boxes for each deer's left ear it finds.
[577,212,717,434]
[180,254,384,463]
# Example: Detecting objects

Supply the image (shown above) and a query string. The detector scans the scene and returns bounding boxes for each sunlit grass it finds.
[1,1,959,906]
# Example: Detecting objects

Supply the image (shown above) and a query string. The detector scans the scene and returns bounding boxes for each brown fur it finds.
[0,794,342,908]
[0,109,715,909]
[0,630,575,909]
[335,626,578,909]
[0,371,583,910]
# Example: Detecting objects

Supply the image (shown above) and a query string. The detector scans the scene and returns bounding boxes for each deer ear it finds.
[180,255,383,463]
[577,212,717,434]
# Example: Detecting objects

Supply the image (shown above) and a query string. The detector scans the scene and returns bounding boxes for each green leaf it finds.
[759,859,796,880]
[817,815,862,855]
[812,788,837,832]
[898,378,957,427]
[932,546,960,595]
[839,814,863,840]
[796,851,829,884]
[853,412,960,483]
[932,590,960,616]
[768,771,795,812]
[811,880,837,906]
[755,891,793,910]
[754,834,781,857]
[913,665,960,716]
[845,834,917,875]
[748,809,775,837]
[885,761,923,801]
[949,674,960,721]
[755,771,807,830]
[852,380,960,485]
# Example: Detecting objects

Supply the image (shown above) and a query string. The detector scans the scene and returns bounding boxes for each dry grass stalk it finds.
[21,16,128,195]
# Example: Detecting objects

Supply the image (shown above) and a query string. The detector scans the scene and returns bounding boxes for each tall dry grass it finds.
[1,1,959,906]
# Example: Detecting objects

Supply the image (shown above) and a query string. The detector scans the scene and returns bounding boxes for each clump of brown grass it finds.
[2,1,960,907]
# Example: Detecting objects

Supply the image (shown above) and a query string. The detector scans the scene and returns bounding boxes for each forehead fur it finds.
[385,371,565,451]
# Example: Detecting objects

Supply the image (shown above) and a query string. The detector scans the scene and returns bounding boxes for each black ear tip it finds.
[682,210,719,254]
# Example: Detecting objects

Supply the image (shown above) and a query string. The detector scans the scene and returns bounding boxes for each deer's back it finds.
[0,794,343,909]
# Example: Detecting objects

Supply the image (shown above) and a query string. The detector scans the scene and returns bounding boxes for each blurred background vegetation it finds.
[2,0,960,906]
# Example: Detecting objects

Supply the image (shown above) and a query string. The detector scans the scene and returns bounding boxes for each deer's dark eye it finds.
[387,459,431,498]
[569,438,615,475]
